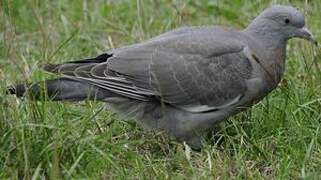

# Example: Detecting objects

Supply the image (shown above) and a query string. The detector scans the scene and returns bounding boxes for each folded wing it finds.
[45,27,254,112]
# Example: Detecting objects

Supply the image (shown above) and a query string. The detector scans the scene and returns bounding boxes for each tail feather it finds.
[7,77,112,101]
[7,53,114,101]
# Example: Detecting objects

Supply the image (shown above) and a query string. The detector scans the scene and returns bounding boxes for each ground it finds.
[1,0,321,179]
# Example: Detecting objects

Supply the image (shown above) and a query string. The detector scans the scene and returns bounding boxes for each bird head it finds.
[247,5,317,45]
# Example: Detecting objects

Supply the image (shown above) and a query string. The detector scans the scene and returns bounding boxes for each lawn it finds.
[1,0,321,179]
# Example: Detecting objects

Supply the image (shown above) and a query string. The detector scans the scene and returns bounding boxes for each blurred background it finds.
[1,0,321,179]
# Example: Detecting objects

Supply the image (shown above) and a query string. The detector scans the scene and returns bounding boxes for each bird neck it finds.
[244,21,288,86]
[244,20,287,52]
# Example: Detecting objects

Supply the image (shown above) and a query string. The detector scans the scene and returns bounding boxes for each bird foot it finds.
[184,136,203,151]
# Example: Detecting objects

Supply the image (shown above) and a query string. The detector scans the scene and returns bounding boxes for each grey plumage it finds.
[7,5,316,150]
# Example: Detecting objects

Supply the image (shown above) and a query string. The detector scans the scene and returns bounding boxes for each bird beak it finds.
[298,26,318,45]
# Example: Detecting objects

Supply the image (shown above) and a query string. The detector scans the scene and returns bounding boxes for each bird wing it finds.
[45,27,254,112]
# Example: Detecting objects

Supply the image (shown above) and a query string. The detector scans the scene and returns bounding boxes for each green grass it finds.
[1,0,321,179]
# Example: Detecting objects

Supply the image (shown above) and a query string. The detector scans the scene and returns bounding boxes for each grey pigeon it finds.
[7,5,317,150]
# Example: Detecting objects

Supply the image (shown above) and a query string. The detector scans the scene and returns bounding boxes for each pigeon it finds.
[7,5,317,150]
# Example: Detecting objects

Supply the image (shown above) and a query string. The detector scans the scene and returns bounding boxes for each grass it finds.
[1,0,321,179]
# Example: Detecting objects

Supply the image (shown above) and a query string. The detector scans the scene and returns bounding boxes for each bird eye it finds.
[285,18,290,24]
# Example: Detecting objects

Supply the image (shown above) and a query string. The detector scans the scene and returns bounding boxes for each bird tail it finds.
[6,53,114,101]
[6,77,109,101]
